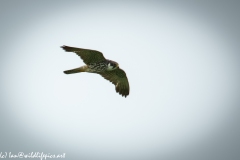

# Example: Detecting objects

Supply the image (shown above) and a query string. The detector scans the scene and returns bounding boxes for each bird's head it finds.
[107,60,119,70]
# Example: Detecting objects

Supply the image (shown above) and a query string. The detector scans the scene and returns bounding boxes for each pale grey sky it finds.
[0,1,240,160]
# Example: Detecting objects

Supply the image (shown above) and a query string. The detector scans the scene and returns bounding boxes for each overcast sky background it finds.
[0,0,240,160]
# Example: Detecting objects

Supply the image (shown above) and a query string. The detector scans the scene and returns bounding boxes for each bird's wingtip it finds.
[61,45,72,52]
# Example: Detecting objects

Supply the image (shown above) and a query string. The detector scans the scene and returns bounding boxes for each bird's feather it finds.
[61,45,106,64]
[98,68,130,97]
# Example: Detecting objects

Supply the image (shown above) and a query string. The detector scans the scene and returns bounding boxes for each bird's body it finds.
[64,59,118,73]
[61,45,130,97]
[87,59,118,72]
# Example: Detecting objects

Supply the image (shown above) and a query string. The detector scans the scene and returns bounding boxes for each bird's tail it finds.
[63,66,88,74]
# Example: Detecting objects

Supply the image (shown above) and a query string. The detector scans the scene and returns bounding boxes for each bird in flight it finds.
[61,45,130,97]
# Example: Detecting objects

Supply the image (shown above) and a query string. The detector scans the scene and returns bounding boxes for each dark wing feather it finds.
[98,68,130,97]
[61,45,106,64]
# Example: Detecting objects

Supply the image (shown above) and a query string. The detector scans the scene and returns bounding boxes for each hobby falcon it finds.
[61,45,130,97]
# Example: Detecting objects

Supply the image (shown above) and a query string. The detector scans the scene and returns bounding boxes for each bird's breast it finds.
[87,62,108,72]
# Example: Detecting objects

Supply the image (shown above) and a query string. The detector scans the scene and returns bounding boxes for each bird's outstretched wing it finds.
[98,68,130,97]
[61,45,106,64]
